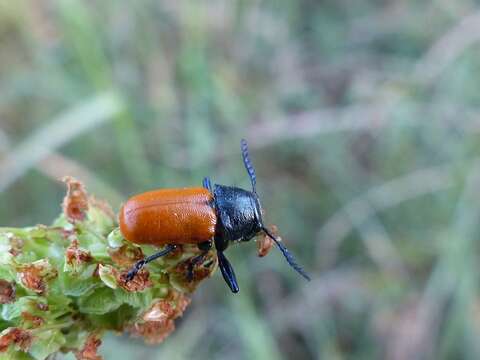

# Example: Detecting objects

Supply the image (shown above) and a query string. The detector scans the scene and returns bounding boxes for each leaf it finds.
[0,268,14,282]
[98,264,117,289]
[75,228,109,259]
[78,288,122,314]
[28,330,66,360]
[89,304,137,331]
[1,297,38,321]
[87,205,116,236]
[43,293,71,312]
[117,289,154,310]
[0,350,34,360]
[59,267,99,297]
[107,229,124,249]
[0,241,13,267]
[0,320,12,333]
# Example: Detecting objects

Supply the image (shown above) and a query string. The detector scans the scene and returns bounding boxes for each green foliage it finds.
[0,179,215,359]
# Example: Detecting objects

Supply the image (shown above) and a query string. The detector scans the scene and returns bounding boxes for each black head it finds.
[213,184,263,250]
[213,140,311,293]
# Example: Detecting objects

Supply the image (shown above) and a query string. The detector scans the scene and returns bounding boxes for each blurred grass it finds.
[1,0,480,359]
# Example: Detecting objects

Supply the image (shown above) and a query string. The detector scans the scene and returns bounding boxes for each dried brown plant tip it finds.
[75,334,102,360]
[8,234,24,257]
[108,244,144,267]
[62,176,89,222]
[128,293,191,344]
[21,312,44,328]
[118,268,153,292]
[17,260,58,295]
[129,318,175,345]
[0,280,15,304]
[66,239,93,266]
[0,328,32,352]
[257,224,278,257]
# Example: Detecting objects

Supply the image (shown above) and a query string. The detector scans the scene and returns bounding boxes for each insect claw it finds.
[125,259,146,282]
[125,269,136,282]
[186,264,194,282]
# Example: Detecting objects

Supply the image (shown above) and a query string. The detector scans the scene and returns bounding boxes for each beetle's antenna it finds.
[262,227,311,281]
[241,139,257,193]
[242,139,309,280]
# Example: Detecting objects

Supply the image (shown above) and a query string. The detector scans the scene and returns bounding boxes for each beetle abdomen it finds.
[119,187,217,246]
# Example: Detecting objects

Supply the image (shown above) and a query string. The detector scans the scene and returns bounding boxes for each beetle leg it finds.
[197,239,212,251]
[126,244,177,281]
[187,250,209,281]
[217,251,239,293]
[185,239,214,280]
[202,177,212,192]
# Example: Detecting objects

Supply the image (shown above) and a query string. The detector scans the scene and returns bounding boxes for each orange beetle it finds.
[120,140,310,293]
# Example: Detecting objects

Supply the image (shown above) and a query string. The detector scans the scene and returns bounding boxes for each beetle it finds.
[120,139,310,293]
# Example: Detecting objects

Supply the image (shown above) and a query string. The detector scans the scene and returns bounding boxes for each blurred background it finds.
[0,0,479,359]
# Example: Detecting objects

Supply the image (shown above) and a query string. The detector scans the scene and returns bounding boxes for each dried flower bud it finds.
[117,269,152,292]
[0,280,15,304]
[142,300,175,322]
[166,291,191,317]
[0,328,32,352]
[129,319,175,345]
[62,176,89,222]
[129,292,191,345]
[21,312,44,328]
[75,334,102,360]
[257,224,278,257]
[17,260,57,295]
[108,245,144,267]
[7,234,23,257]
[66,239,93,267]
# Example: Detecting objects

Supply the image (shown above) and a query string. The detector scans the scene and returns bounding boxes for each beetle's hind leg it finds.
[186,240,213,281]
[186,252,208,282]
[126,244,178,281]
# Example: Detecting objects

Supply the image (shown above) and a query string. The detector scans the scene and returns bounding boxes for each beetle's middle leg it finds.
[186,240,213,281]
